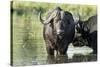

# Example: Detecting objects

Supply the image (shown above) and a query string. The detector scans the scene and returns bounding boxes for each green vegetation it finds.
[12,1,97,20]
[11,1,97,65]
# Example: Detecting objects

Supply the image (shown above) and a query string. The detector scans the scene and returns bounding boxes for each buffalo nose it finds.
[57,30,64,35]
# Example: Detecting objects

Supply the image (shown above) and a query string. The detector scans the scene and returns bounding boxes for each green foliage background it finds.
[11,1,97,65]
[12,1,97,20]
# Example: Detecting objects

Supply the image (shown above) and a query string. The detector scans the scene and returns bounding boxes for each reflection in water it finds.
[47,55,68,64]
[67,43,93,59]
[31,43,96,65]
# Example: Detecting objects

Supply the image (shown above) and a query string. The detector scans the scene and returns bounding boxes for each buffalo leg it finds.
[59,45,68,55]
[47,55,55,64]
[46,46,54,55]
[58,41,69,55]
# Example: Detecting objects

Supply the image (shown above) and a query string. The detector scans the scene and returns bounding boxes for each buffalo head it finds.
[39,7,75,39]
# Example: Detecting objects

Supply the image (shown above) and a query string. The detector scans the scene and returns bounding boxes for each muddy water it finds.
[12,41,97,66]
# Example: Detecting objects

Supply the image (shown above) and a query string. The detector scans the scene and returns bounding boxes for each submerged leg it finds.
[46,46,54,55]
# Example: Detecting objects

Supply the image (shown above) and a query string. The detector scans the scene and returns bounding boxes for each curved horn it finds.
[74,13,81,25]
[78,13,81,21]
[39,12,53,25]
[39,12,45,24]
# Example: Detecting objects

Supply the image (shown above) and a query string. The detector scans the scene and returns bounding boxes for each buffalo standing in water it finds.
[39,7,75,55]
[75,15,97,54]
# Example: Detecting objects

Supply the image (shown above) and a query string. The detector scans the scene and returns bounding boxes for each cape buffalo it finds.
[75,15,97,54]
[39,7,75,55]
